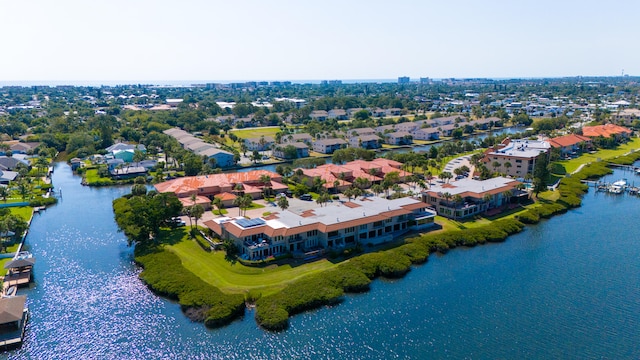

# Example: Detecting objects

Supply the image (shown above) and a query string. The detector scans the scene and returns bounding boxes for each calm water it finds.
[7,163,640,359]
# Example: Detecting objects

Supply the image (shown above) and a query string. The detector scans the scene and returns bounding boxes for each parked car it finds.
[299,194,312,201]
[168,217,186,227]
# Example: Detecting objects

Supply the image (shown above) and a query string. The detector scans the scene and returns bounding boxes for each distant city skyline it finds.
[1,0,638,83]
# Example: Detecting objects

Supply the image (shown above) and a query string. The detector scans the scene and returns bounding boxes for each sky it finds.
[0,0,639,84]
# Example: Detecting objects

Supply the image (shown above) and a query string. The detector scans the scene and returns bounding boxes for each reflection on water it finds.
[7,163,640,359]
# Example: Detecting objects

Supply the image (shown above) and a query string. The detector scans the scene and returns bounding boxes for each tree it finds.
[370,183,384,197]
[277,196,289,211]
[353,177,370,190]
[131,183,147,196]
[182,153,203,176]
[212,196,224,216]
[190,204,205,231]
[491,161,501,173]
[259,174,272,200]
[439,171,453,183]
[316,192,331,207]
[250,150,261,164]
[0,186,8,202]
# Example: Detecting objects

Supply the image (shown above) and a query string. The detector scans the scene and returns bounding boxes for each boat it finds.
[3,285,17,297]
[612,179,627,187]
[15,251,32,260]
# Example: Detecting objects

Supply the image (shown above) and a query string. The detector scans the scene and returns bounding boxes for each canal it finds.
[7,163,639,359]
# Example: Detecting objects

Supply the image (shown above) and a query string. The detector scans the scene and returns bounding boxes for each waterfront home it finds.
[312,138,348,154]
[581,124,632,141]
[422,176,522,219]
[299,158,410,192]
[155,170,286,201]
[384,131,413,145]
[106,143,146,163]
[203,196,436,260]
[483,138,550,177]
[109,166,147,180]
[548,134,592,157]
[411,128,440,141]
[281,133,313,145]
[348,135,382,149]
[196,147,235,167]
[273,142,309,159]
[244,137,275,151]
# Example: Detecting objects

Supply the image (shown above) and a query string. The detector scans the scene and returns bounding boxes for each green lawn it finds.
[10,207,32,221]
[167,239,338,296]
[552,138,640,174]
[84,168,115,185]
[230,127,280,139]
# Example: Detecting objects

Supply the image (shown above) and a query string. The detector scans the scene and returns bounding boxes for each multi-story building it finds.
[422,176,522,219]
[483,138,550,177]
[312,138,348,154]
[203,197,436,260]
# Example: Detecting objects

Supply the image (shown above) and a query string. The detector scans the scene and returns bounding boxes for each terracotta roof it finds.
[155,170,281,196]
[582,124,632,138]
[343,202,361,208]
[215,192,237,201]
[548,134,591,148]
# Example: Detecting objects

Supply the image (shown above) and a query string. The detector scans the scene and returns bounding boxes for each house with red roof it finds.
[299,158,410,192]
[154,170,285,201]
[548,134,592,157]
[581,124,632,141]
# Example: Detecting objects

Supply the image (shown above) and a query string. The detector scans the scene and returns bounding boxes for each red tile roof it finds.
[582,124,631,138]
[548,134,591,148]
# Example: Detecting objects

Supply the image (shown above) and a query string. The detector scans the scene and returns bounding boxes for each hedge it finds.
[135,247,245,327]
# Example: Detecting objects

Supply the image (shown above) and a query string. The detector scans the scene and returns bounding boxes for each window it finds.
[360,224,367,230]
[328,231,339,237]
[345,227,355,233]
[307,230,318,237]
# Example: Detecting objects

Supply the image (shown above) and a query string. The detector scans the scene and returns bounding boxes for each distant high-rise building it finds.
[420,77,430,84]
[398,76,410,84]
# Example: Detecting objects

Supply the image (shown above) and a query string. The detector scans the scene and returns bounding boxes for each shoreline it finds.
[130,146,640,330]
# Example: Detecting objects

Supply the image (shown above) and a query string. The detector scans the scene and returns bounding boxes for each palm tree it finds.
[442,192,453,204]
[370,183,384,197]
[491,161,501,173]
[277,195,289,211]
[353,177,369,190]
[504,162,512,174]
[212,196,224,216]
[190,204,204,231]
[259,174,271,200]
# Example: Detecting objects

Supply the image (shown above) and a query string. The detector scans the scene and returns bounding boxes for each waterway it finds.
[7,163,640,359]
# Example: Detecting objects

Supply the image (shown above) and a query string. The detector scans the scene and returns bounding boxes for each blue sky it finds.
[0,0,638,83]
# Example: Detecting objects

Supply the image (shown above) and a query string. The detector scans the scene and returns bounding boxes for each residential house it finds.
[411,128,440,141]
[312,138,348,154]
[203,197,436,260]
[310,110,329,121]
[610,109,640,124]
[244,136,275,151]
[349,135,381,149]
[581,124,632,141]
[386,108,403,116]
[9,142,40,155]
[0,157,28,171]
[328,109,348,120]
[110,166,147,180]
[155,170,286,201]
[273,142,309,159]
[196,147,235,167]
[0,170,18,184]
[548,134,592,157]
[299,158,410,192]
[384,131,413,145]
[422,176,522,219]
[281,133,313,146]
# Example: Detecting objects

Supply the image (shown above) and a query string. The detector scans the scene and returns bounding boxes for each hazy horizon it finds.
[1,0,638,82]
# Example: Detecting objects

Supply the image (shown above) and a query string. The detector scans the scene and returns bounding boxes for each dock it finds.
[0,296,28,350]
